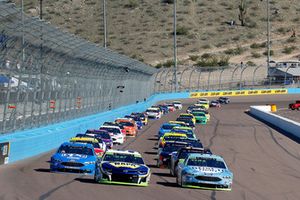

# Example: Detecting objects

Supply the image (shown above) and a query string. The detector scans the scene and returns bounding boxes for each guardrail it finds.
[1,88,299,164]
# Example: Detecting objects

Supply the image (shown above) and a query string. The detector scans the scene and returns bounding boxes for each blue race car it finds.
[50,142,98,175]
[176,153,233,191]
[158,123,183,138]
[94,149,151,186]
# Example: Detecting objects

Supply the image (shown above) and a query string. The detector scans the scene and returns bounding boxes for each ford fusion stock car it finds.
[176,153,233,191]
[94,150,151,186]
[50,142,98,175]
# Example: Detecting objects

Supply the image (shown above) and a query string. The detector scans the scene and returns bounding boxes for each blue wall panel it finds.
[0,92,189,163]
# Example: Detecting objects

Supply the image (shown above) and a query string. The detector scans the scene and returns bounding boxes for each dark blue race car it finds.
[50,142,98,175]
[94,149,151,186]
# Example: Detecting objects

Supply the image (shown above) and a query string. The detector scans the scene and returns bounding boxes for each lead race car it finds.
[94,149,151,186]
[50,142,98,175]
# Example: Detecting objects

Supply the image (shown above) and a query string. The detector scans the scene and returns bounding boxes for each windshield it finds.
[162,124,176,130]
[192,112,206,117]
[118,122,134,127]
[103,153,144,164]
[100,127,120,134]
[177,118,191,123]
[187,157,226,169]
[72,141,101,149]
[58,145,94,156]
[146,109,159,113]
[178,150,204,159]
[164,136,187,141]
[97,132,111,139]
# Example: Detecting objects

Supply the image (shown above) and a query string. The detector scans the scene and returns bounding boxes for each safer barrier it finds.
[249,105,300,139]
[0,88,299,164]
[0,92,189,163]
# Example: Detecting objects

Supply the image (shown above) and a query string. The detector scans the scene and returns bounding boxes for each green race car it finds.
[191,111,208,124]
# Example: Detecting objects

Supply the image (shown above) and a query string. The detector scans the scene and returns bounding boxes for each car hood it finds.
[101,162,149,174]
[185,166,229,174]
[53,153,96,162]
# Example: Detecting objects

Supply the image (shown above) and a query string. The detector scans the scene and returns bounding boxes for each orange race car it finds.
[115,118,138,137]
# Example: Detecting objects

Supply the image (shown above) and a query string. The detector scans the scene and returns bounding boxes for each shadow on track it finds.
[246,111,300,144]
[156,181,178,187]
[34,168,51,173]
[144,151,157,155]
[152,172,174,178]
[74,177,97,184]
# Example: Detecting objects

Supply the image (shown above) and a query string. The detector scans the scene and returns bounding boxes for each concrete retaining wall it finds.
[250,105,300,139]
[0,92,189,163]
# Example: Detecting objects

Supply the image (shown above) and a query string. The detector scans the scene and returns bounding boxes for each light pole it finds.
[103,0,107,48]
[267,0,271,71]
[21,0,25,62]
[173,0,178,92]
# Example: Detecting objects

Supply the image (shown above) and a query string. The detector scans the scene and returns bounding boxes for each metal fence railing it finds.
[0,1,157,134]
[154,65,299,93]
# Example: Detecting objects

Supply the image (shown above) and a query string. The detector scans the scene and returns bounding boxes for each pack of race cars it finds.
[49,98,233,190]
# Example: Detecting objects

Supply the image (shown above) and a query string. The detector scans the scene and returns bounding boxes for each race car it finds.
[170,147,212,176]
[168,121,187,127]
[176,117,195,129]
[165,103,176,112]
[70,136,106,157]
[191,111,208,124]
[100,125,125,145]
[50,142,98,175]
[115,118,138,137]
[197,98,210,109]
[176,153,233,191]
[172,101,183,110]
[187,105,206,113]
[157,142,189,168]
[131,112,148,125]
[124,115,143,130]
[218,97,230,104]
[158,123,184,138]
[210,100,221,108]
[171,126,196,139]
[179,113,196,125]
[146,107,162,119]
[193,110,210,121]
[152,105,167,115]
[85,129,113,149]
[158,133,188,148]
[94,149,151,186]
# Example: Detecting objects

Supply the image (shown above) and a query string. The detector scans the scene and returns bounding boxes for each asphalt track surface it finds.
[0,95,300,200]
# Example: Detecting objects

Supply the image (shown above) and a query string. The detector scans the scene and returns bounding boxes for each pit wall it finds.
[1,88,300,164]
[249,105,300,139]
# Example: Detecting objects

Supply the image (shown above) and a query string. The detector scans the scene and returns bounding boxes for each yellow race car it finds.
[158,133,188,148]
[179,113,196,125]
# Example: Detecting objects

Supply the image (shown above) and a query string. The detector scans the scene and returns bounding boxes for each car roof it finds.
[172,126,192,130]
[61,142,94,148]
[70,137,99,143]
[187,153,224,161]
[105,149,141,156]
[169,121,186,124]
[147,107,159,110]
[163,133,187,137]
[100,125,121,129]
